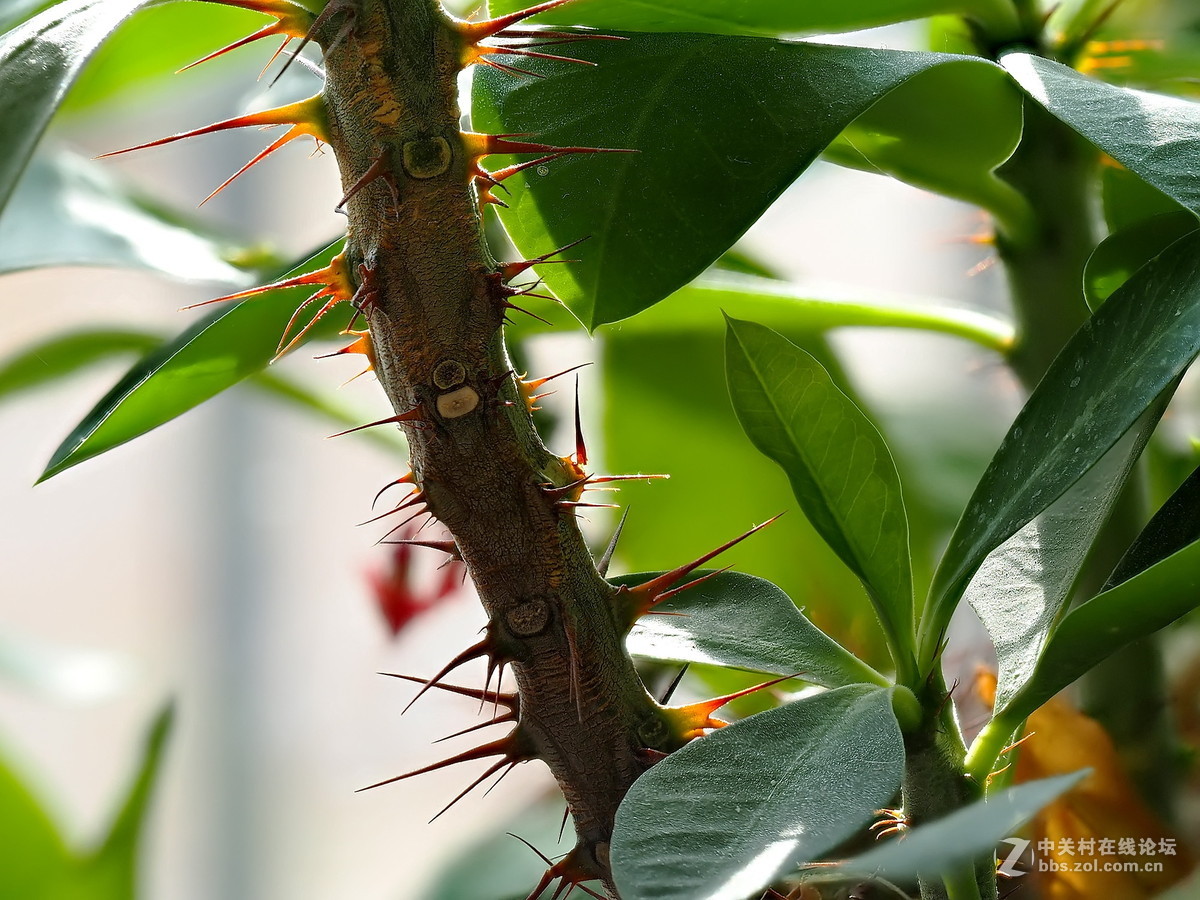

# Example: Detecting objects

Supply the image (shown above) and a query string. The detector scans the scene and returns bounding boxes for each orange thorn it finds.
[666,674,798,741]
[328,406,424,438]
[455,0,577,43]
[501,237,590,282]
[464,131,634,162]
[98,93,326,161]
[626,514,784,602]
[371,472,415,509]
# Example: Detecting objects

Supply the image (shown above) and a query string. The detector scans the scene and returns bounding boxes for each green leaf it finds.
[0,151,247,282]
[0,744,70,900]
[608,276,1014,354]
[0,328,160,399]
[1107,462,1200,589]
[1083,211,1198,309]
[841,772,1086,882]
[40,241,349,481]
[0,0,53,32]
[725,317,916,681]
[612,571,887,688]
[967,411,1162,714]
[611,685,904,900]
[472,36,1004,328]
[59,1,274,113]
[1003,54,1200,218]
[825,61,1028,231]
[0,0,148,213]
[923,229,1200,662]
[988,473,1200,731]
[602,328,893,671]
[1100,163,1186,234]
[485,0,1018,39]
[72,703,173,897]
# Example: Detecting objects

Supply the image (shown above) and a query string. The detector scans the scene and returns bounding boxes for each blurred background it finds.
[2,2,1195,899]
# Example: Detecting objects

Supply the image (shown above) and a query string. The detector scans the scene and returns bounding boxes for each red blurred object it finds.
[368,527,464,636]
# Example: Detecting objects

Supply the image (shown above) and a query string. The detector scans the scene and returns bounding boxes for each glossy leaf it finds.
[0,0,147,212]
[486,0,1018,39]
[611,686,904,900]
[1083,211,1197,308]
[1100,163,1186,234]
[924,229,1200,659]
[613,571,887,688]
[473,36,1005,328]
[0,151,246,282]
[825,61,1028,231]
[1004,54,1200,218]
[40,241,349,481]
[725,317,915,678]
[841,772,1086,882]
[0,328,159,399]
[967,414,1161,713]
[1107,463,1200,589]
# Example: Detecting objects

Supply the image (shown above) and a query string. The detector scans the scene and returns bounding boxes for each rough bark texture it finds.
[314,0,672,892]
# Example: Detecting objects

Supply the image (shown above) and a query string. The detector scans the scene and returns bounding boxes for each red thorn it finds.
[557,501,620,510]
[380,673,516,710]
[456,0,577,43]
[315,331,372,360]
[573,375,587,466]
[597,507,630,577]
[628,514,784,601]
[179,25,287,74]
[501,236,590,282]
[182,265,335,311]
[434,712,518,745]
[356,734,516,792]
[636,747,670,767]
[269,0,353,87]
[383,538,461,559]
[512,840,606,900]
[500,299,554,326]
[473,43,598,67]
[652,565,733,606]
[359,492,426,526]
[371,472,416,509]
[429,759,518,822]
[200,126,316,206]
[403,638,493,713]
[328,406,424,438]
[337,150,400,212]
[558,805,572,842]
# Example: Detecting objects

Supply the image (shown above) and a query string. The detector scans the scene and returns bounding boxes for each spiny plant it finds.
[4,0,1200,898]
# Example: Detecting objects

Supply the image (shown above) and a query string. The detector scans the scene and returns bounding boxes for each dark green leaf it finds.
[1003,54,1200,218]
[825,61,1027,229]
[611,686,904,900]
[485,0,1019,39]
[613,571,887,688]
[0,0,147,212]
[725,317,915,679]
[924,230,1200,661]
[0,328,159,399]
[1107,462,1200,589]
[0,151,247,282]
[1083,211,1198,308]
[841,772,1086,882]
[40,241,348,481]
[472,36,1004,328]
